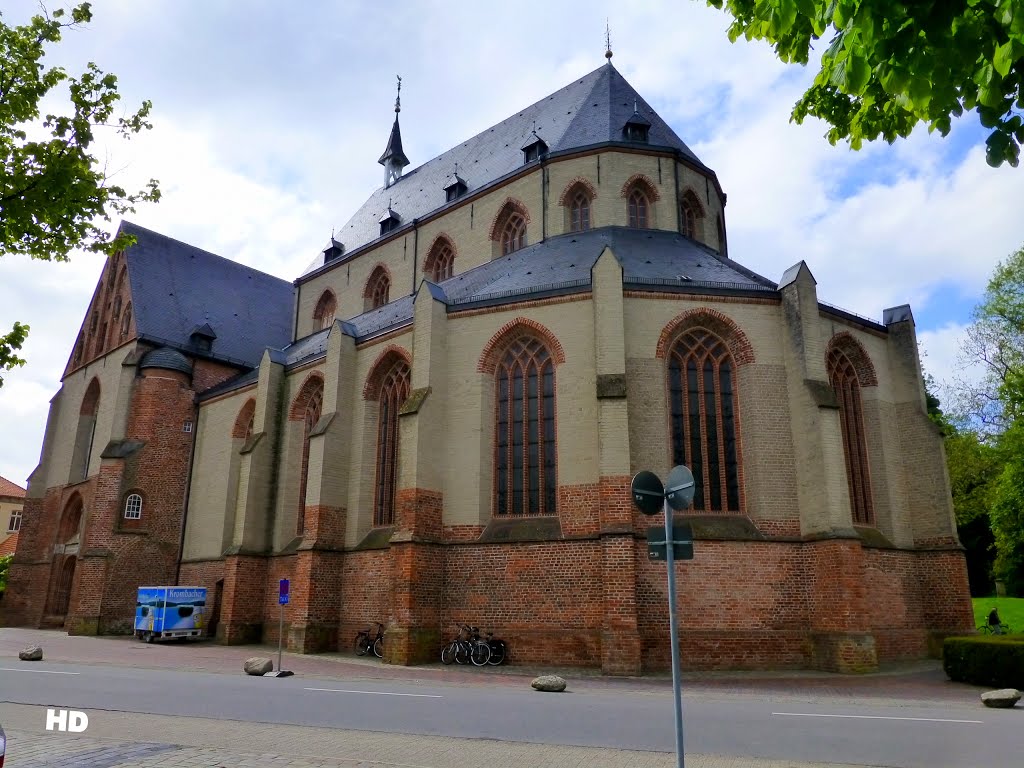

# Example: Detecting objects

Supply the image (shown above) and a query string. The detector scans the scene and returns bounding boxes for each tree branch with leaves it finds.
[0,2,160,386]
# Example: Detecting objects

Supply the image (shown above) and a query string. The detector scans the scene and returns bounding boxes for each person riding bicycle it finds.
[987,608,1004,635]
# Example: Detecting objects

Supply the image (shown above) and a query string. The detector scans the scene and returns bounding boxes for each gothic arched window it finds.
[501,213,527,255]
[372,359,411,526]
[365,267,390,311]
[494,335,557,516]
[120,303,133,339]
[292,377,324,535]
[680,190,705,241]
[569,190,591,232]
[828,347,874,525]
[313,290,337,330]
[667,329,741,512]
[425,238,455,283]
[628,189,649,228]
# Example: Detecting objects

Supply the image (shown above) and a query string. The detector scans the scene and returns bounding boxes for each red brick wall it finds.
[263,555,296,646]
[340,549,393,647]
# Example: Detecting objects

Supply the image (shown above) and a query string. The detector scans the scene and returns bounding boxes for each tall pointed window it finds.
[680,190,705,241]
[494,335,557,516]
[373,359,411,526]
[501,214,526,255]
[628,190,649,228]
[292,377,324,535]
[491,200,530,258]
[668,329,741,512]
[364,266,390,311]
[313,290,337,330]
[120,303,133,339]
[828,347,874,525]
[570,190,591,232]
[424,237,456,283]
[70,379,100,483]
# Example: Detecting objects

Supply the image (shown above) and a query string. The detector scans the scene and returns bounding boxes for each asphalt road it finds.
[0,662,1016,768]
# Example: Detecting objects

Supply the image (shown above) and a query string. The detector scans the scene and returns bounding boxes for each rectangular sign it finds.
[279,578,290,605]
[647,524,694,562]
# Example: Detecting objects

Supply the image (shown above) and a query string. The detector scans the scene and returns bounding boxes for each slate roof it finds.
[302,63,705,277]
[139,347,194,375]
[0,476,26,499]
[120,222,295,368]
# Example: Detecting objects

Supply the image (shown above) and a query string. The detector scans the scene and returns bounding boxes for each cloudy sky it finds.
[1,0,1020,486]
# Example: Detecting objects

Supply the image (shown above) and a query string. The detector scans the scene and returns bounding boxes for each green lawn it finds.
[972,596,1024,632]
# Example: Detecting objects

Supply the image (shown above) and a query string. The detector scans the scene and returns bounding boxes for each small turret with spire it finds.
[379,75,410,188]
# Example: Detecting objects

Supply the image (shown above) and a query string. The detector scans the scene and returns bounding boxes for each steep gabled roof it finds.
[120,222,294,368]
[302,63,704,277]
[0,476,26,498]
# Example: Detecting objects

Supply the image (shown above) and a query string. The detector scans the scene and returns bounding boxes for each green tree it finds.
[706,0,1024,167]
[0,2,160,385]
[0,553,11,593]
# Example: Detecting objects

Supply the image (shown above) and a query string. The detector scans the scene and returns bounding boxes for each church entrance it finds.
[44,495,84,626]
[52,557,76,620]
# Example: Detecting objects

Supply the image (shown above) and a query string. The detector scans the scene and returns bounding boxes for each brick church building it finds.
[2,60,974,674]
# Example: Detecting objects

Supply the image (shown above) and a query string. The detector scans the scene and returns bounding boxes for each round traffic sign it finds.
[665,465,695,511]
[630,471,664,516]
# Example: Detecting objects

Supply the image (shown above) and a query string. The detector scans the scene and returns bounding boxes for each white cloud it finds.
[3,0,1024,485]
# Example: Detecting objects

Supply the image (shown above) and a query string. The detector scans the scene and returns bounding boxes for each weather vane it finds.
[605,20,613,60]
[395,75,402,113]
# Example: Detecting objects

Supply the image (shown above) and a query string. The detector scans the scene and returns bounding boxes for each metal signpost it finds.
[265,579,294,677]
[631,466,696,768]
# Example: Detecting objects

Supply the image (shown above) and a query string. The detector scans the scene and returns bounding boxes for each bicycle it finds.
[440,624,490,666]
[355,622,385,658]
[484,631,507,665]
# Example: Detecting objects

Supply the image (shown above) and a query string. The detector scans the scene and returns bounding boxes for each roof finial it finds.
[634,99,638,114]
[605,19,613,61]
[394,75,402,114]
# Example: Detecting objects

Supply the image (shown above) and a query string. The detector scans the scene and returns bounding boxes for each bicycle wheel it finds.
[471,640,491,666]
[355,633,371,656]
[487,640,506,665]
[455,640,469,664]
[441,641,457,665]
[372,636,384,658]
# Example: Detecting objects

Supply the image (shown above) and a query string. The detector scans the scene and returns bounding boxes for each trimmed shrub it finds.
[943,635,1024,688]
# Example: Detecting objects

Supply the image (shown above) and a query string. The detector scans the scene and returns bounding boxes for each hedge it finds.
[943,635,1024,688]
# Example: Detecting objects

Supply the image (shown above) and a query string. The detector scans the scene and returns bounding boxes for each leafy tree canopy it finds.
[706,0,1024,167]
[0,2,160,385]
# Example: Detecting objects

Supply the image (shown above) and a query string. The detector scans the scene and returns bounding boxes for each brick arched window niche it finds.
[70,379,101,484]
[666,327,744,513]
[232,398,256,441]
[120,303,133,340]
[680,189,705,242]
[490,200,529,259]
[424,236,456,283]
[313,290,337,331]
[57,494,84,544]
[489,332,559,516]
[364,266,391,311]
[365,353,411,527]
[621,175,659,229]
[290,375,324,535]
[827,342,875,526]
[560,179,596,233]
[124,492,143,520]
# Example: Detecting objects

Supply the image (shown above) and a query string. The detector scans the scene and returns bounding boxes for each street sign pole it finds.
[265,579,293,677]
[277,602,284,673]
[664,496,685,768]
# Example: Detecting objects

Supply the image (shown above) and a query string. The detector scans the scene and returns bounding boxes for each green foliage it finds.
[973,597,1024,630]
[706,0,1024,167]
[943,634,1024,688]
[0,553,11,592]
[989,424,1024,594]
[0,2,160,386]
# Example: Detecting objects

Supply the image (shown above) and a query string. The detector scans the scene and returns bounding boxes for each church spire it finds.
[379,75,409,188]
[605,20,613,61]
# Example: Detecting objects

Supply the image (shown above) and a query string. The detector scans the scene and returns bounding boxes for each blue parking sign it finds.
[279,579,289,605]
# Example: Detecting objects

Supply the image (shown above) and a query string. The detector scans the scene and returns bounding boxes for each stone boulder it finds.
[981,689,1021,709]
[243,657,273,676]
[531,674,566,692]
[19,646,43,661]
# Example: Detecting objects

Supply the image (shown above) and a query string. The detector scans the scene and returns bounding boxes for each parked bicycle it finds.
[440,623,491,666]
[440,623,507,666]
[355,622,385,658]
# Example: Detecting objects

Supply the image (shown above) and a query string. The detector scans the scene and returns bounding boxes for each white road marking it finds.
[304,687,442,698]
[0,668,80,675]
[772,712,982,724]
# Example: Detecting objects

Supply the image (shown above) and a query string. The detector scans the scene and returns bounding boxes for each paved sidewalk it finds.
[0,627,983,707]
[0,704,874,768]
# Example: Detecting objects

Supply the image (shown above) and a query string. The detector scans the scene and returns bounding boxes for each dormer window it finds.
[189,323,217,354]
[623,107,651,143]
[323,237,344,263]
[521,134,547,164]
[444,173,468,203]
[379,207,401,236]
